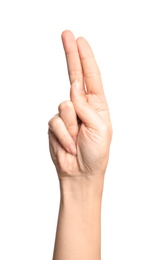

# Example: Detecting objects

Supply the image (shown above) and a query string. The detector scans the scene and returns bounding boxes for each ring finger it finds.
[58,100,79,143]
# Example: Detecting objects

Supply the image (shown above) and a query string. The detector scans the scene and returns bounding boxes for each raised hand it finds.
[49,30,112,260]
[48,30,112,185]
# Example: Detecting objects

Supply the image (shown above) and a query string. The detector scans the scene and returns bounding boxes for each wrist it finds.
[59,176,103,232]
[59,174,104,205]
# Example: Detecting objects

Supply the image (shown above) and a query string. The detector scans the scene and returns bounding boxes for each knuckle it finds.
[84,71,100,79]
[69,68,83,77]
[48,116,60,130]
[58,100,72,112]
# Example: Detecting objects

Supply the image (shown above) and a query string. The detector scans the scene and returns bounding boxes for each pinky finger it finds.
[48,127,61,160]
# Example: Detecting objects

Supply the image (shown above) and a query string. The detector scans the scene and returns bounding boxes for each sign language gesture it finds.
[48,31,112,185]
[48,30,112,260]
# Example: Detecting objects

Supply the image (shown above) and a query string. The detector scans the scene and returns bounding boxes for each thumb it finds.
[70,80,101,129]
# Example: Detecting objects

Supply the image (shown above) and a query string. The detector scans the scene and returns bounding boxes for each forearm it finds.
[53,177,104,260]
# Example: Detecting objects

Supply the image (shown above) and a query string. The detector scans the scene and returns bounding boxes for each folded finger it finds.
[48,115,77,155]
[58,100,79,142]
[48,127,61,160]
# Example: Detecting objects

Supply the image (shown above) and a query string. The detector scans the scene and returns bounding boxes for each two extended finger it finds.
[61,30,106,102]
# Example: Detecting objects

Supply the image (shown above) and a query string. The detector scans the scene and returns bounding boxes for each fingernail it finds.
[69,143,77,155]
[74,80,80,91]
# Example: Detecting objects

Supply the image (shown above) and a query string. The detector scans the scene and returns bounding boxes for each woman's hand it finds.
[48,31,112,187]
[48,30,112,260]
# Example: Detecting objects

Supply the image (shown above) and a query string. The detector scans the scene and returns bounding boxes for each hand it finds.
[48,31,112,186]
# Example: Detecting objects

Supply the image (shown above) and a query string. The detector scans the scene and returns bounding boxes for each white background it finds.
[0,0,151,259]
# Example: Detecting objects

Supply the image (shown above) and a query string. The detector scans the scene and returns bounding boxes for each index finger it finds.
[61,30,83,85]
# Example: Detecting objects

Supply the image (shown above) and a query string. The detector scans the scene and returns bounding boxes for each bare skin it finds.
[48,30,112,260]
